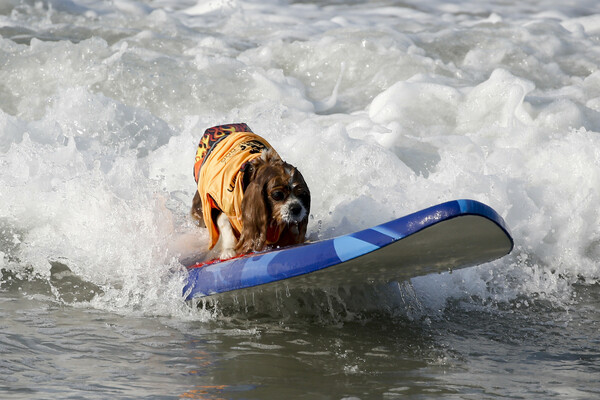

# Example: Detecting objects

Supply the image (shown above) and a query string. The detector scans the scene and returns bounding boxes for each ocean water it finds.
[1,0,600,398]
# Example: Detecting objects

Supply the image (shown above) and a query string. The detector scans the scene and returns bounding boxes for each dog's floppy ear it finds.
[260,148,282,164]
[236,177,269,254]
[241,150,277,188]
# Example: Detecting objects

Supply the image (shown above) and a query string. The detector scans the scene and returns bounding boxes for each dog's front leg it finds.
[216,213,237,259]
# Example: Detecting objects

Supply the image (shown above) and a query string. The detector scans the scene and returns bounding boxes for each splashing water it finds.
[3,1,600,399]
[0,0,599,321]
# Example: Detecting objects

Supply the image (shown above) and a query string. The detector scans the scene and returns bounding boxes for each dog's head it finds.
[236,149,310,253]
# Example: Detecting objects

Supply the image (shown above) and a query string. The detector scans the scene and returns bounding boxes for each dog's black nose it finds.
[290,203,302,216]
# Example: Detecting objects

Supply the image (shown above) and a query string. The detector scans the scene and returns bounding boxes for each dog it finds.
[191,123,310,259]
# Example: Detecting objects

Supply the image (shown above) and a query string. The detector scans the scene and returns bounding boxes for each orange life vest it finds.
[194,123,277,249]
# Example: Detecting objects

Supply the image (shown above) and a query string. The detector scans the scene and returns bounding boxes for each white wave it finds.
[1,0,599,317]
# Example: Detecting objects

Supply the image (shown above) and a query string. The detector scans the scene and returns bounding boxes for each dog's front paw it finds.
[219,248,237,260]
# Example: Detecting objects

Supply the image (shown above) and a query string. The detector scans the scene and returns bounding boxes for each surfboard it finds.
[183,199,513,304]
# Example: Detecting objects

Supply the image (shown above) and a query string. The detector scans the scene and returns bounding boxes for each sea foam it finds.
[1,0,599,317]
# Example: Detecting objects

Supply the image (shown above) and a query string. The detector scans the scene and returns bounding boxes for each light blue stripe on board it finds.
[333,235,380,263]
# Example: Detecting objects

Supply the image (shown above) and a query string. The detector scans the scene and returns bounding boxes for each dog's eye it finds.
[271,191,285,201]
[294,187,309,200]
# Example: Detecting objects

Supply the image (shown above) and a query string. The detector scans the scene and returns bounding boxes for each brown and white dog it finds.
[191,123,310,259]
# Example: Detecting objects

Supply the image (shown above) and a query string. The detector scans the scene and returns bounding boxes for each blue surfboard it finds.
[183,200,514,304]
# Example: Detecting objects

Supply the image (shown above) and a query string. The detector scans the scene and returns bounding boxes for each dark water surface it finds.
[2,281,599,399]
